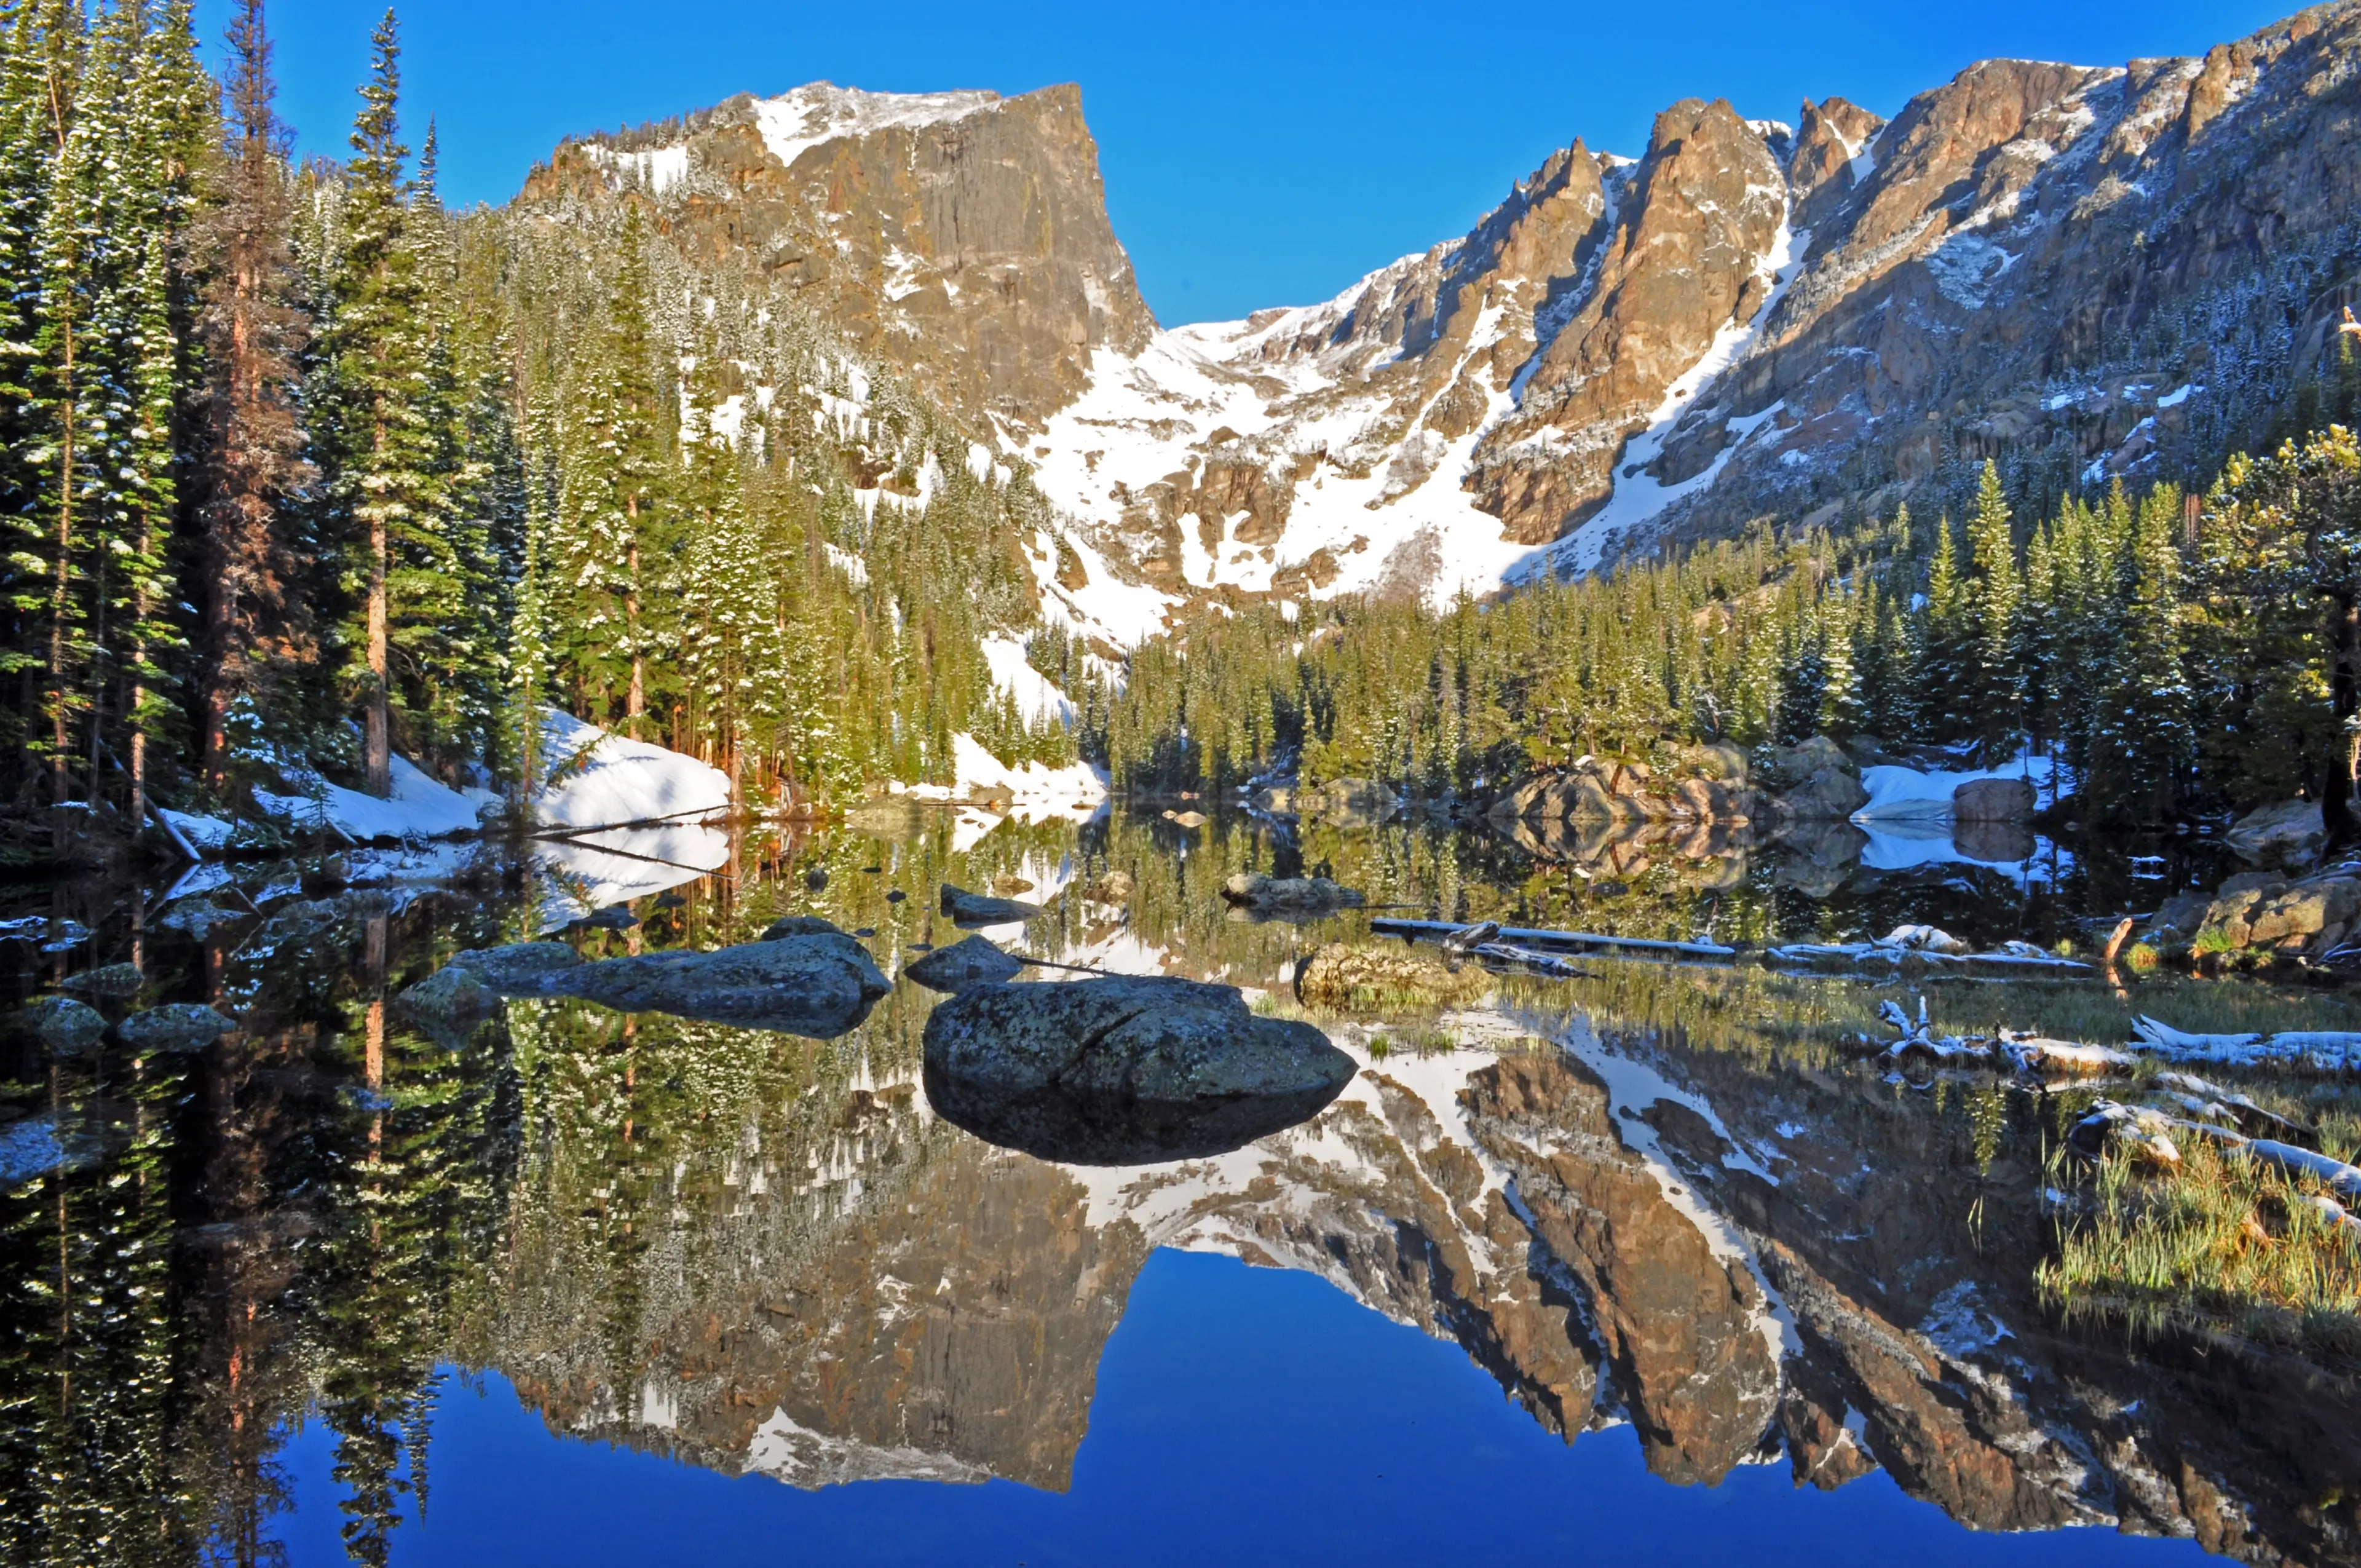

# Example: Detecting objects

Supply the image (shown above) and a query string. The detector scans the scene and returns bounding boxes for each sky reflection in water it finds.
[276,1251,2204,1568]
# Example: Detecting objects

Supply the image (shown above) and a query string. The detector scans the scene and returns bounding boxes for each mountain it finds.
[516,3,2361,653]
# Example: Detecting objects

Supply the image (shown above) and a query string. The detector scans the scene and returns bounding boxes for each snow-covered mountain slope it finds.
[523,4,2361,652]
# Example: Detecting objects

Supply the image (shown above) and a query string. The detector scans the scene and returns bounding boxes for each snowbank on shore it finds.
[899,733,1107,811]
[253,755,499,843]
[536,710,732,830]
[1854,753,2057,822]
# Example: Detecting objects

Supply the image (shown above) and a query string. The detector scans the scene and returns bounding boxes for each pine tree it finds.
[191,0,314,786]
[1964,460,2023,764]
[317,9,434,796]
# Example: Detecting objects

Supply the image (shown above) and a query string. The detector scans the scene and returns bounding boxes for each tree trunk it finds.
[625,502,644,729]
[365,416,390,797]
[48,315,74,809]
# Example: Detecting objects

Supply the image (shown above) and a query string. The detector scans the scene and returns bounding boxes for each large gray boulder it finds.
[1774,767,1869,822]
[448,934,889,1039]
[397,965,497,1039]
[447,941,582,988]
[1952,777,2035,822]
[116,1004,235,1054]
[923,976,1355,1163]
[546,936,890,1037]
[904,936,1026,993]
[58,963,143,1000]
[1756,735,1855,791]
[23,997,105,1055]
[2225,799,2326,866]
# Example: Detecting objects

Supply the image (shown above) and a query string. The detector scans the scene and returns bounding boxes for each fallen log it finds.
[1370,916,1736,961]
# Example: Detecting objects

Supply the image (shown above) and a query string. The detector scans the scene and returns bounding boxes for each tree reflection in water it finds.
[0,807,2351,1565]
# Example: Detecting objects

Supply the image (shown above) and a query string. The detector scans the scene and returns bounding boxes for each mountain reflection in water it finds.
[0,806,2347,1566]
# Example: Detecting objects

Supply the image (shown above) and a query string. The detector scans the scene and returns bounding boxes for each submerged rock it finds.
[1220,872,1365,916]
[23,996,105,1055]
[116,1004,235,1053]
[923,976,1354,1163]
[58,962,143,1000]
[904,935,1027,993]
[1295,943,1494,1012]
[939,884,1046,926]
[529,935,891,1038]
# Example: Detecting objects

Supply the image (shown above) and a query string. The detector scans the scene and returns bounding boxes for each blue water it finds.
[276,1249,2208,1567]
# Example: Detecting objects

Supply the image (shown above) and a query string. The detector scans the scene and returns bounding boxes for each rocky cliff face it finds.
[509,4,2361,643]
[519,82,1155,430]
[1018,1,2361,630]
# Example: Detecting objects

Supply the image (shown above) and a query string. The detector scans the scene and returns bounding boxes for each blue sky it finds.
[216,0,2296,325]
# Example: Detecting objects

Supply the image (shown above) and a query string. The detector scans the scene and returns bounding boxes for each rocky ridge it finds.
[523,4,2361,648]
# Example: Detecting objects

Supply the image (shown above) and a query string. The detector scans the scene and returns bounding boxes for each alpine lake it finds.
[4,800,2359,1568]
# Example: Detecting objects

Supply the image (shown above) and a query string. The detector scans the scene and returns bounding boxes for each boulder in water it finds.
[2225,799,2327,867]
[537,935,892,1037]
[904,935,1026,993]
[398,965,496,1035]
[448,941,582,988]
[760,915,845,941]
[1952,777,2035,822]
[1220,872,1364,916]
[923,976,1354,1163]
[939,883,1046,926]
[116,1004,235,1054]
[58,963,143,1000]
[23,997,104,1055]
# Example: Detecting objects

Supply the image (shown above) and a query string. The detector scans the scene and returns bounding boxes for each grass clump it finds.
[2039,1138,2361,1364]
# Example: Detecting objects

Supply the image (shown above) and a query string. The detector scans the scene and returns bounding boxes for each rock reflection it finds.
[0,802,2346,1568]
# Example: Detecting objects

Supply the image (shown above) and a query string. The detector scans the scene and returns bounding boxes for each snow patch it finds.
[536,710,734,830]
[753,84,999,173]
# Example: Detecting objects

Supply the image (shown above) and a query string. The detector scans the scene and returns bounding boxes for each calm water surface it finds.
[0,806,2346,1566]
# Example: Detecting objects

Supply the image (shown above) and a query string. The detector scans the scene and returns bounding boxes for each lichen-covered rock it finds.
[530,935,892,1038]
[22,997,104,1055]
[58,963,143,1000]
[116,1004,235,1054]
[940,884,1046,926]
[1756,735,1856,791]
[1294,943,1494,1012]
[1220,873,1365,916]
[904,936,1026,993]
[923,976,1354,1163]
[448,941,583,987]
[398,965,496,1034]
